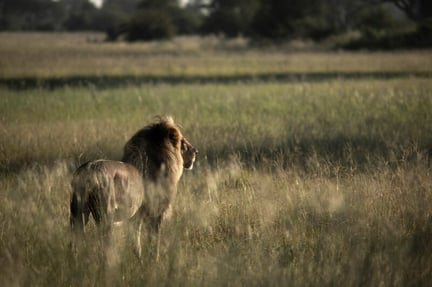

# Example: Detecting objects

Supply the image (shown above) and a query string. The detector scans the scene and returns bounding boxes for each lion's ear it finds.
[168,127,181,147]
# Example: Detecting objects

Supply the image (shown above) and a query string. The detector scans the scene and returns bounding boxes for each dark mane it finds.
[121,116,183,181]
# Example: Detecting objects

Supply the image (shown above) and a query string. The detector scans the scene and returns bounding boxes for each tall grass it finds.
[1,153,431,286]
[2,79,431,169]
[1,33,432,286]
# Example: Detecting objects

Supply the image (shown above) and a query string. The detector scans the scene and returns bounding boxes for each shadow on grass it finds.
[7,135,430,176]
[1,71,432,90]
[1,134,431,175]
[204,135,432,174]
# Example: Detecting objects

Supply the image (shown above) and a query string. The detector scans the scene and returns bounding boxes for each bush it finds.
[290,16,332,41]
[93,8,129,32]
[172,7,203,35]
[202,10,246,37]
[126,10,175,41]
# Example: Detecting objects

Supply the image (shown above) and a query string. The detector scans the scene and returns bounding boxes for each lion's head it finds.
[181,138,197,170]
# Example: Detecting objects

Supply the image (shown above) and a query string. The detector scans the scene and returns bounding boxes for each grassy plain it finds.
[1,33,432,286]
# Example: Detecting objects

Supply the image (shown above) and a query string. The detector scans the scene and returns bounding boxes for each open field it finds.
[1,33,432,79]
[1,33,432,286]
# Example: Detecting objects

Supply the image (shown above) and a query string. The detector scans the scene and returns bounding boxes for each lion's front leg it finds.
[147,215,163,262]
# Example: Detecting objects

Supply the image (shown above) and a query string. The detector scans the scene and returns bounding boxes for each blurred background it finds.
[0,0,431,49]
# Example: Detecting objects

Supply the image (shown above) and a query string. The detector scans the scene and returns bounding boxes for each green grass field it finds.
[1,33,432,286]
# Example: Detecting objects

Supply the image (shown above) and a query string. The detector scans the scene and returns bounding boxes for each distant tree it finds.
[337,0,432,49]
[171,5,203,34]
[339,0,430,43]
[63,0,99,31]
[126,10,175,41]
[382,0,432,35]
[137,0,178,9]
[102,0,140,13]
[202,0,260,37]
[380,0,429,21]
[0,0,66,30]
[326,0,366,33]
[105,0,202,41]
[355,4,401,34]
[251,0,331,40]
[97,0,137,36]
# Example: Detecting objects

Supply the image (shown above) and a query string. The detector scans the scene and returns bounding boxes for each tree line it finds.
[0,0,430,48]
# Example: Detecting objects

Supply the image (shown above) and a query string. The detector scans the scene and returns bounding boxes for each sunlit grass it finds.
[1,78,431,168]
[1,157,431,286]
[1,33,432,78]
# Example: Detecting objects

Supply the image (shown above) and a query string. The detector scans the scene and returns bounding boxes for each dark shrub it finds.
[126,10,175,41]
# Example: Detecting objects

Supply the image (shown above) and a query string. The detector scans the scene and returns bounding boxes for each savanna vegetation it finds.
[1,33,432,286]
[1,0,431,49]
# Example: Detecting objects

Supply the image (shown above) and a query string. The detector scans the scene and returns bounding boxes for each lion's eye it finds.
[181,142,188,153]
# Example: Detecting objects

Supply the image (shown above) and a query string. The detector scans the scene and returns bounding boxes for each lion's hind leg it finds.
[70,191,91,234]
[69,190,91,260]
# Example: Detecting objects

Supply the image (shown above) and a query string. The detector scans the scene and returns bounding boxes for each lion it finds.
[70,116,197,260]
